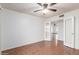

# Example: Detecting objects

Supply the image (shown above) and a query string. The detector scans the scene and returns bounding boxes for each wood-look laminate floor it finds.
[2,40,79,55]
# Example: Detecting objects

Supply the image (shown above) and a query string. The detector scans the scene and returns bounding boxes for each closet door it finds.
[64,17,75,48]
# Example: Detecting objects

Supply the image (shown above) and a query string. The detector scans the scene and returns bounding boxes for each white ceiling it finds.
[1,3,79,18]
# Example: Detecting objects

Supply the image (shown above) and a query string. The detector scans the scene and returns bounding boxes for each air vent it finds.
[59,14,64,17]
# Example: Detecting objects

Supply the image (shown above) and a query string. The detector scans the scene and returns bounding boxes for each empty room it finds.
[0,3,79,55]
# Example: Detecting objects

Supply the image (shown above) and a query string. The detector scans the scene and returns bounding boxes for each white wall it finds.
[0,24,1,50]
[46,9,79,49]
[0,12,1,54]
[0,9,45,51]
[0,24,1,55]
[0,24,1,54]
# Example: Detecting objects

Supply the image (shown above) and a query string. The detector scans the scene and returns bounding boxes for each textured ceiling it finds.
[1,3,79,18]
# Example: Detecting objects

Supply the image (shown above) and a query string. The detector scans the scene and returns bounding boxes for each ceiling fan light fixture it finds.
[42,9,49,14]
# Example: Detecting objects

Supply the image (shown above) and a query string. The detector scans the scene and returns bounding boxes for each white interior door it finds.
[64,17,75,48]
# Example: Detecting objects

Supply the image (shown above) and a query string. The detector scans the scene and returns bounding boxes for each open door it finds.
[64,16,75,48]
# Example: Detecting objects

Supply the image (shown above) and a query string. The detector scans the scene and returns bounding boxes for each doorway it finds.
[51,23,57,40]
[64,16,75,48]
[51,20,64,43]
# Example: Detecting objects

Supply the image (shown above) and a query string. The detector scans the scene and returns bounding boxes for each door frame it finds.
[64,16,75,48]
[55,19,64,41]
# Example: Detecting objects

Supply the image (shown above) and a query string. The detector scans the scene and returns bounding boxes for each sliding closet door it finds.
[64,17,75,48]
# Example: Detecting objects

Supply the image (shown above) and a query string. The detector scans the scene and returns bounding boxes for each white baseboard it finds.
[2,40,43,51]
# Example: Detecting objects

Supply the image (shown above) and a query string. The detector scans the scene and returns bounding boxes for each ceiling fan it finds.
[34,3,57,15]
